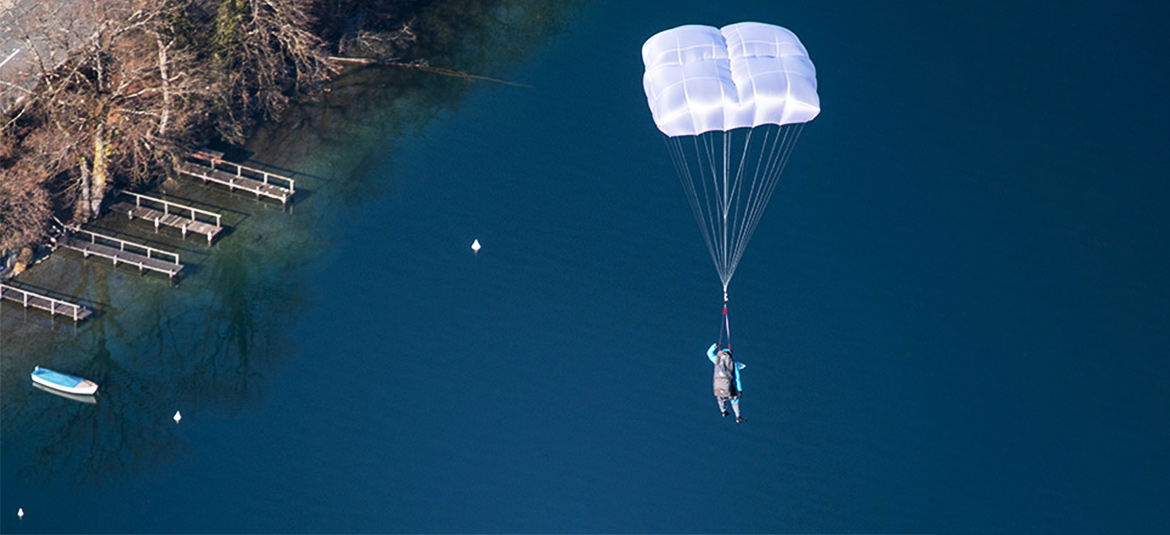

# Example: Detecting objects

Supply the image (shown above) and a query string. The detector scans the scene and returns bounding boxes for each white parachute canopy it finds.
[642,22,820,293]
[643,22,820,137]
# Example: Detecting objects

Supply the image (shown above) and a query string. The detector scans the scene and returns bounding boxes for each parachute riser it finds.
[717,290,732,351]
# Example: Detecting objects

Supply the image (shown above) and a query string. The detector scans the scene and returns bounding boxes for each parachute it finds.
[642,22,819,345]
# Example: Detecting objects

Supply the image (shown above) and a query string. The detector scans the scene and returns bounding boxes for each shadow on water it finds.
[1,0,585,490]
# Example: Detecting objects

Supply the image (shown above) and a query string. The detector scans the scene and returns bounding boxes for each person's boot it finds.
[736,417,745,423]
[722,410,730,417]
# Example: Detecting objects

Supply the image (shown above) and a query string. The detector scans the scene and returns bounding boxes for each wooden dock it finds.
[0,283,93,322]
[179,151,295,205]
[57,228,184,280]
[108,191,223,245]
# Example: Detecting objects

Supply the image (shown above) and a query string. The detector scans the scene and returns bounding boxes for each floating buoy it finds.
[471,239,481,254]
[173,410,182,423]
[18,508,23,520]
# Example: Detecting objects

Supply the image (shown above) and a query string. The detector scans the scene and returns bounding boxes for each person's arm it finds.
[734,364,743,392]
[707,343,718,364]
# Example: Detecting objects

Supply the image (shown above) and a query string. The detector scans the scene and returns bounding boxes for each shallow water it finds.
[3,1,1169,532]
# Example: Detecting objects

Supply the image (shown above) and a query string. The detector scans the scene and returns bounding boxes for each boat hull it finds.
[31,367,99,396]
[31,382,98,404]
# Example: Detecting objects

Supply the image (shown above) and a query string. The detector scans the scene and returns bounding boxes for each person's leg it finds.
[717,396,729,417]
[731,397,743,422]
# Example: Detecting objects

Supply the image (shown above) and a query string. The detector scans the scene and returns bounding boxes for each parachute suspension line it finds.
[727,124,789,276]
[665,123,805,294]
[721,127,758,290]
[696,132,731,288]
[703,132,729,287]
[667,136,716,269]
[742,123,804,267]
[698,133,726,284]
[668,135,723,286]
[727,123,807,278]
[716,130,725,291]
[745,123,803,256]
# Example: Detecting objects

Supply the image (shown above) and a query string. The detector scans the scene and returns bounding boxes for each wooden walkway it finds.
[108,191,223,245]
[57,228,184,280]
[0,283,93,322]
[179,151,295,205]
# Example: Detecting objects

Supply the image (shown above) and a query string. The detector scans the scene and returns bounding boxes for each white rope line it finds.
[666,123,806,291]
[731,124,803,274]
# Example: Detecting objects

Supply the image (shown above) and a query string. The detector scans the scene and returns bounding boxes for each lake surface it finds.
[3,1,1168,532]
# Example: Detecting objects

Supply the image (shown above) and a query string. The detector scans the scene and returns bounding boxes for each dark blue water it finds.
[3,1,1169,532]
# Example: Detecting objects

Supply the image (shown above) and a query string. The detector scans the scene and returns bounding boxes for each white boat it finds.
[30,366,98,396]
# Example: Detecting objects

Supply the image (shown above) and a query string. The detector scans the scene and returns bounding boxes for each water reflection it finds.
[248,0,585,204]
[31,383,98,405]
[1,0,584,490]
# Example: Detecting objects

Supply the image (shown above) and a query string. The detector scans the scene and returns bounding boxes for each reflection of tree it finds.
[2,0,584,490]
[177,236,296,415]
[24,337,191,488]
[1,239,298,487]
[1,264,183,488]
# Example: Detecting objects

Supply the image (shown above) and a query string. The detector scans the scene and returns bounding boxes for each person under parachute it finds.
[708,342,746,423]
[708,300,746,423]
[641,22,819,418]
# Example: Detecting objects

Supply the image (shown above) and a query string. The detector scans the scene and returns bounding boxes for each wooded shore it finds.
[1,0,507,274]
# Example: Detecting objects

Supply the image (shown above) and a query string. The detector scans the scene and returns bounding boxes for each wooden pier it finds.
[57,228,184,280]
[179,151,295,205]
[0,283,93,322]
[109,191,223,245]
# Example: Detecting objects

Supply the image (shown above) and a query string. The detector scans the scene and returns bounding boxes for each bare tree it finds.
[2,0,218,227]
[0,0,390,251]
[210,0,334,141]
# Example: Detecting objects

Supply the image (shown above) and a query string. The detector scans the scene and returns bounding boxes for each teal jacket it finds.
[707,343,743,393]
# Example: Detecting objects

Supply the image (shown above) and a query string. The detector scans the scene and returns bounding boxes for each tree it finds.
[210,0,334,142]
[2,0,217,231]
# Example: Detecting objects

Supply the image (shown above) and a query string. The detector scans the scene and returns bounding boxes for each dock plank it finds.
[109,200,222,244]
[178,161,294,205]
[59,235,184,279]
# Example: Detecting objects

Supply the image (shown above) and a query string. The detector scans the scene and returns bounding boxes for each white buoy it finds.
[471,239,481,254]
[18,508,23,520]
[173,410,182,423]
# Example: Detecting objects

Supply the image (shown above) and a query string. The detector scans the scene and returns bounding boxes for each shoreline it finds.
[1,0,579,320]
[0,0,499,259]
